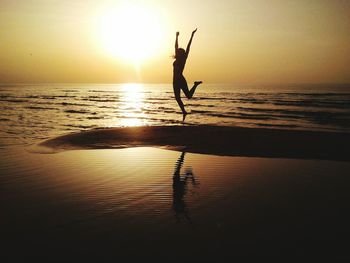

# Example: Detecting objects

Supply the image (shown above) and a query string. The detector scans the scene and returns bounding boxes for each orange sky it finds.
[0,0,349,84]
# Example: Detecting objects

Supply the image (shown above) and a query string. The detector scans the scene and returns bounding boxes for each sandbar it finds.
[37,125,350,161]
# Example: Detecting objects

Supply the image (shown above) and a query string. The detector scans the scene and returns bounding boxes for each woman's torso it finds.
[173,58,186,79]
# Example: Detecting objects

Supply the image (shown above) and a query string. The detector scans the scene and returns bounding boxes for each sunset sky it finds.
[1,0,349,84]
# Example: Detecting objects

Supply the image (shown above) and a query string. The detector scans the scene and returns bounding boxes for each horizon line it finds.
[1,82,350,87]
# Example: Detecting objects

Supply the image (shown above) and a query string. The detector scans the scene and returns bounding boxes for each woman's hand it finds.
[192,28,197,35]
[176,31,179,36]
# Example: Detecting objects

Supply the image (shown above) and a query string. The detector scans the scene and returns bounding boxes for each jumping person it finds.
[173,28,202,121]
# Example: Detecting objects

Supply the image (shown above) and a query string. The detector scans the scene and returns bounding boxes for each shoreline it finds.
[38,125,350,161]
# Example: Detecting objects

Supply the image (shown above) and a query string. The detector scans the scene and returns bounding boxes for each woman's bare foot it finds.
[182,111,188,122]
[194,81,203,86]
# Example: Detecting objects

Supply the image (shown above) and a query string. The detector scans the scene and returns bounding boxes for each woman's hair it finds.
[174,48,186,59]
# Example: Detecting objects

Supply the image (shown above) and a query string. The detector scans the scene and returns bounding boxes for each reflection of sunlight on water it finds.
[119,83,146,126]
[119,118,145,127]
[122,83,144,107]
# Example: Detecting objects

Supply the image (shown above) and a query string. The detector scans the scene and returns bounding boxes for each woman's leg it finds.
[182,80,202,99]
[173,84,187,115]
[189,81,203,98]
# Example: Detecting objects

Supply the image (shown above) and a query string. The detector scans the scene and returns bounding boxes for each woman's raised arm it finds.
[175,31,179,53]
[186,28,197,56]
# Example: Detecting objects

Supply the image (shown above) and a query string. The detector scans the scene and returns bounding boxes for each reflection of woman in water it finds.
[173,28,202,121]
[172,152,198,222]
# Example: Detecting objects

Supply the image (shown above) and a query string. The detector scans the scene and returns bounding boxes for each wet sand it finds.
[39,125,350,161]
[1,146,350,261]
[2,125,350,261]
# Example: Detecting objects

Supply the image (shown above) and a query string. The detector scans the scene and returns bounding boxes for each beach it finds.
[1,84,350,261]
[1,145,350,261]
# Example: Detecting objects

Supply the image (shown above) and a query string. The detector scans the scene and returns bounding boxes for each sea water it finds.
[1,83,349,148]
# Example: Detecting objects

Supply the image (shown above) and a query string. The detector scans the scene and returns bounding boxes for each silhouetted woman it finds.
[173,28,202,121]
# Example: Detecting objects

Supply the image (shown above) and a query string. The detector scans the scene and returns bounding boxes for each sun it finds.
[98,3,163,64]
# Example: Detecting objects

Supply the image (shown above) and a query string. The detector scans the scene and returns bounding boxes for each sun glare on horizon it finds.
[98,3,163,64]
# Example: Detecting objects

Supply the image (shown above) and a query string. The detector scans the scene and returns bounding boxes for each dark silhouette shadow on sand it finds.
[172,152,198,223]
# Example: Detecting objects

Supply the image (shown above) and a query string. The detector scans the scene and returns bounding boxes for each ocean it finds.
[1,83,349,148]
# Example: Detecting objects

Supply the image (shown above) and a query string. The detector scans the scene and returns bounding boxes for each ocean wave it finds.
[63,124,96,129]
[234,98,266,104]
[55,95,77,98]
[272,100,350,109]
[61,102,91,107]
[283,92,350,97]
[25,106,57,110]
[0,99,29,103]
[237,107,349,116]
[88,90,122,93]
[157,106,174,110]
[186,103,216,107]
[236,107,350,128]
[87,116,104,120]
[194,97,224,101]
[64,109,91,114]
[145,98,171,101]
[82,98,120,102]
[95,105,117,109]
[191,109,277,120]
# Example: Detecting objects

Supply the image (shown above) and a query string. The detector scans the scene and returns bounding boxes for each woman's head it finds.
[175,48,186,59]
